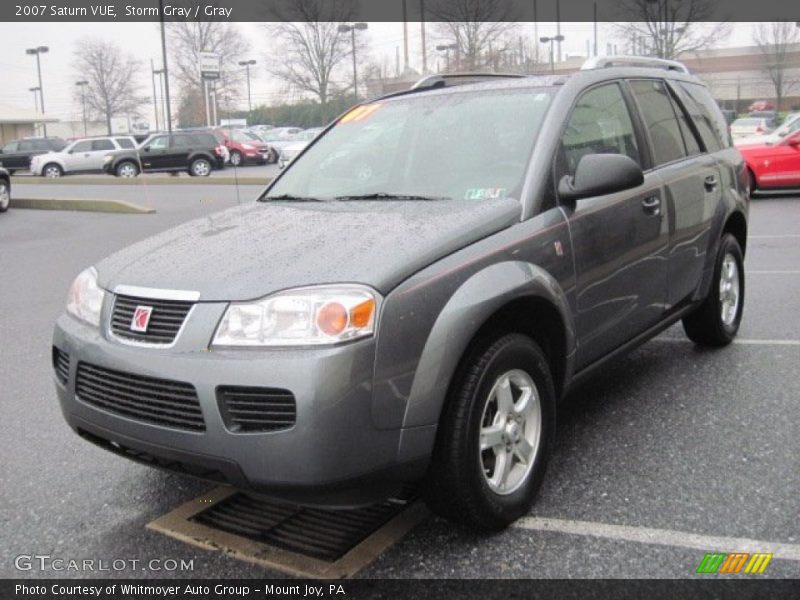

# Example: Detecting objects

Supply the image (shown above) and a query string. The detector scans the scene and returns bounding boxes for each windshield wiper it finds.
[260,194,330,203]
[333,192,450,201]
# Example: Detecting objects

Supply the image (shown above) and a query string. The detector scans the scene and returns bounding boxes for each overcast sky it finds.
[0,21,757,126]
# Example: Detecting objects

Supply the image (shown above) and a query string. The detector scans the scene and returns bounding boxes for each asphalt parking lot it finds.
[0,186,798,579]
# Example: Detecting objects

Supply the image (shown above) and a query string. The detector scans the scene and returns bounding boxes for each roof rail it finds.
[580,55,690,74]
[410,72,527,90]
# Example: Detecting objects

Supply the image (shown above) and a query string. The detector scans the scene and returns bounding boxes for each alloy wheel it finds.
[479,369,542,495]
[0,183,9,210]
[719,252,740,326]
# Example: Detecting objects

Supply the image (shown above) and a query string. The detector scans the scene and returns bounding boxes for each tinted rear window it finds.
[676,82,731,149]
[630,79,688,166]
[115,138,135,149]
[189,133,217,147]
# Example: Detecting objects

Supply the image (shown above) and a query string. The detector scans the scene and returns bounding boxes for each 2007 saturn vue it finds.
[53,57,749,530]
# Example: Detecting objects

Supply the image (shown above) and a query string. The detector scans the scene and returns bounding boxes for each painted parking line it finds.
[749,235,800,239]
[654,338,800,346]
[748,270,800,275]
[514,517,800,561]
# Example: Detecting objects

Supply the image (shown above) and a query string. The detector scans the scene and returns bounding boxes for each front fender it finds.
[399,261,575,431]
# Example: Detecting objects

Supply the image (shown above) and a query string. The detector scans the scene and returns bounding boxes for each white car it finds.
[729,117,775,141]
[30,136,137,177]
[278,128,323,169]
[734,113,800,147]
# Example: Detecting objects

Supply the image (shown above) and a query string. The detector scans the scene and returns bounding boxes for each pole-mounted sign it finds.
[199,51,220,80]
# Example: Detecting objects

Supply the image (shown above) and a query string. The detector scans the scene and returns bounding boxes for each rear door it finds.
[167,134,192,168]
[63,139,93,171]
[85,138,115,171]
[0,141,21,169]
[628,78,721,308]
[558,82,669,368]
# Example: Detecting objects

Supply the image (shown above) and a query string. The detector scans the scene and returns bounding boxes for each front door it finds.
[557,82,669,368]
[139,135,170,171]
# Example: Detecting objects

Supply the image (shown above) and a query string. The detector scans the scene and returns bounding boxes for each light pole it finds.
[26,46,48,136]
[28,87,40,113]
[436,43,458,72]
[150,60,161,132]
[158,0,172,133]
[238,59,257,113]
[338,22,368,102]
[540,35,564,74]
[75,80,89,136]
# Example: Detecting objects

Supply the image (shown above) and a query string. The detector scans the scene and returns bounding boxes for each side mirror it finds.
[785,136,800,147]
[143,146,151,152]
[558,153,644,203]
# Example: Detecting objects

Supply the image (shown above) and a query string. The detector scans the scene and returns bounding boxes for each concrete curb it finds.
[12,176,269,186]
[10,197,155,214]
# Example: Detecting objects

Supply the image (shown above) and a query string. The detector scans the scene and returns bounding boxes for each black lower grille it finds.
[76,362,205,431]
[217,386,296,433]
[191,486,417,561]
[52,347,70,384]
[110,294,193,344]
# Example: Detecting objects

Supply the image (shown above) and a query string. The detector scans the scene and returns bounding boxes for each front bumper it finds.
[52,311,427,506]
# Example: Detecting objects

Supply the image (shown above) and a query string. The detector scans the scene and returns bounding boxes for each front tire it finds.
[423,333,556,531]
[230,151,242,167]
[682,233,745,346]
[189,158,211,177]
[43,163,63,178]
[0,180,10,212]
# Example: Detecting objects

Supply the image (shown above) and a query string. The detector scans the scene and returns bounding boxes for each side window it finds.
[3,142,19,153]
[675,82,730,150]
[18,141,35,152]
[115,138,135,149]
[629,79,688,166]
[148,136,169,149]
[558,83,641,179]
[92,139,114,151]
[32,139,51,151]
[171,135,190,148]
[669,91,702,156]
[72,140,92,153]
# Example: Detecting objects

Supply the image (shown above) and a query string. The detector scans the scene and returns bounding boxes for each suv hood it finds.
[97,198,521,301]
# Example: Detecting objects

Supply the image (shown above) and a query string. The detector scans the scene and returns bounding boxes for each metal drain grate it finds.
[147,485,429,578]
[191,487,417,561]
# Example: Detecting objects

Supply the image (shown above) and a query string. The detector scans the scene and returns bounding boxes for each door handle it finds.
[704,175,718,191]
[641,196,661,216]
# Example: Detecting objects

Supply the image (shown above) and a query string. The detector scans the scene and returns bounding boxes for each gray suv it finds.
[52,57,748,531]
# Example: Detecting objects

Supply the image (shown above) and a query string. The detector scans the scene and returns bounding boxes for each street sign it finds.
[199,51,220,80]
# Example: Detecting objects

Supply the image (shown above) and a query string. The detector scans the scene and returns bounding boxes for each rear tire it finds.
[189,158,211,177]
[116,161,139,178]
[682,233,745,346]
[423,333,555,531]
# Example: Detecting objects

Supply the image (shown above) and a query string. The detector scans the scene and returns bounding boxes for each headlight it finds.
[241,144,255,150]
[66,267,105,327]
[212,285,379,347]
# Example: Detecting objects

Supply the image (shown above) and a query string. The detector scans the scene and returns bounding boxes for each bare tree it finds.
[264,0,358,108]
[427,0,518,70]
[72,37,147,134]
[167,20,250,115]
[614,0,729,60]
[753,22,800,111]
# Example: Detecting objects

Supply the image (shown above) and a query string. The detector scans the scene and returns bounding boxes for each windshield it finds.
[231,129,261,143]
[265,87,553,202]
[775,115,800,136]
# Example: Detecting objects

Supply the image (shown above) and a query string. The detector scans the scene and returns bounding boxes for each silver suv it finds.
[52,58,748,530]
[31,136,136,177]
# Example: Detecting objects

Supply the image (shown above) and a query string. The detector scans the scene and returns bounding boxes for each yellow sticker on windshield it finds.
[339,103,383,124]
[465,188,507,200]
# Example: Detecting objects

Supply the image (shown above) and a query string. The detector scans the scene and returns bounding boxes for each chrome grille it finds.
[110,294,193,344]
[76,362,204,431]
[217,386,297,433]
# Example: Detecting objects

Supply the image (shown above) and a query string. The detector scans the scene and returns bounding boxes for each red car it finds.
[747,100,775,112]
[213,127,273,166]
[739,129,800,191]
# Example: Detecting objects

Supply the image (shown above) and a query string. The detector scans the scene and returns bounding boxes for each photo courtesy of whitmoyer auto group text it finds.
[1,0,799,597]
